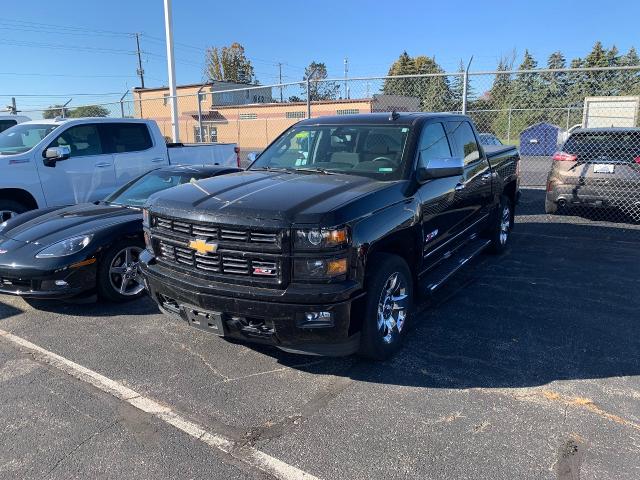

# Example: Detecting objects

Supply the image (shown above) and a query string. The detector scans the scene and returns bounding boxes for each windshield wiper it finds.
[252,166,293,173]
[293,167,336,175]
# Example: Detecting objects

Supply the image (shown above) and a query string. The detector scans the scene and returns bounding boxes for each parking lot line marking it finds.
[0,328,321,480]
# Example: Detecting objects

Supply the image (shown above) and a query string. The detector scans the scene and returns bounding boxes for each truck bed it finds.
[167,143,238,167]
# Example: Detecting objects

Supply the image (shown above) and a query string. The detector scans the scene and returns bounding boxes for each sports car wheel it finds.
[97,241,145,302]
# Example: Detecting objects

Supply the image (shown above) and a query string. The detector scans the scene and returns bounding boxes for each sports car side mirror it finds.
[43,146,71,167]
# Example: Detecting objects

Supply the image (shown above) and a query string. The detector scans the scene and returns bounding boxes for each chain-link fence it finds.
[19,66,640,233]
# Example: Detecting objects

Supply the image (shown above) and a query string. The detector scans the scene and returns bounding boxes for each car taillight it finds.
[234,146,241,168]
[634,156,640,164]
[552,151,577,162]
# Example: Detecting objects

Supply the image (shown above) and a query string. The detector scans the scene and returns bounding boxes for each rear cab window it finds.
[0,119,17,133]
[103,123,153,153]
[447,121,481,165]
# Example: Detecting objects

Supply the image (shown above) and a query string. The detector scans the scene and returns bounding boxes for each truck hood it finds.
[146,170,405,226]
[1,203,140,245]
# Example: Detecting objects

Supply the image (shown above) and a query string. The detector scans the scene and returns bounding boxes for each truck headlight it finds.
[142,208,150,228]
[293,257,347,279]
[35,235,93,258]
[294,227,348,250]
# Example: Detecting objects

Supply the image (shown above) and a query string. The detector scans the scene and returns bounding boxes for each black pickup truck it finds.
[139,113,520,359]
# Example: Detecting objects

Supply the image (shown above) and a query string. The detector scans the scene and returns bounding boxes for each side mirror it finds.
[417,156,464,183]
[247,152,258,163]
[43,146,71,167]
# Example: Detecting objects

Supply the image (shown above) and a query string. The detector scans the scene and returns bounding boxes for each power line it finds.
[0,71,139,78]
[0,17,133,37]
[0,38,136,55]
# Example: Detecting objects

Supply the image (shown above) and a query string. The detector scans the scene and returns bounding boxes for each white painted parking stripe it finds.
[0,328,320,480]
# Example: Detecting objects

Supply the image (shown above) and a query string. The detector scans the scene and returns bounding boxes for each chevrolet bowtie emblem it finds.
[188,239,217,254]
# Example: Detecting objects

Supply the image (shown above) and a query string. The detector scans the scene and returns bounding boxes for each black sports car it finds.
[0,165,240,301]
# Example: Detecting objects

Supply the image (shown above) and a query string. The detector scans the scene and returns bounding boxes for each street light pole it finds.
[163,0,180,142]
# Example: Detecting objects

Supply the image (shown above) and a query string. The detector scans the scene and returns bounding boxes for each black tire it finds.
[544,198,558,214]
[96,239,145,303]
[0,199,30,222]
[488,195,513,254]
[358,254,413,361]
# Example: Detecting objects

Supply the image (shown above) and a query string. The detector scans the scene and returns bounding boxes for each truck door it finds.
[416,121,469,265]
[36,123,116,206]
[446,121,493,230]
[103,122,167,186]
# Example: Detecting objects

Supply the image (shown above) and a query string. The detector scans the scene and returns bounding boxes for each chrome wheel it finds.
[499,205,511,245]
[376,272,409,344]
[0,210,17,222]
[108,246,144,296]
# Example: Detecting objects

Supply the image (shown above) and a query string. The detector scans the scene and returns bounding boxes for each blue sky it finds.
[1,0,639,112]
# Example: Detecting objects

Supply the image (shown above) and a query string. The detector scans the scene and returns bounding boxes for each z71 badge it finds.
[425,229,439,243]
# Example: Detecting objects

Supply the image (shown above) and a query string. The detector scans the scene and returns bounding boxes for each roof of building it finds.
[132,80,265,93]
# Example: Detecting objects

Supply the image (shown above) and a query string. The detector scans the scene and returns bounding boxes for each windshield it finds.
[0,123,59,155]
[250,125,411,179]
[104,170,212,207]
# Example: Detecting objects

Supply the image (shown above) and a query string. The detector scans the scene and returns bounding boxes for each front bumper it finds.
[140,252,364,356]
[0,262,96,299]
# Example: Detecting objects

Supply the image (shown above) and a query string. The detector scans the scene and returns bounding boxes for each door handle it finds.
[151,157,165,163]
[454,183,465,191]
[95,162,112,168]
[481,172,492,182]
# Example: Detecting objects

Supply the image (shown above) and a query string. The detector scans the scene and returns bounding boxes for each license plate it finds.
[593,164,614,174]
[183,307,225,335]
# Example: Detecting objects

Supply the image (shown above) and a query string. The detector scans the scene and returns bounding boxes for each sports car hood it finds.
[1,203,140,245]
[146,170,405,226]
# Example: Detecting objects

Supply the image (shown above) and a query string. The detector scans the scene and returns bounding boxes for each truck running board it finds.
[420,238,492,294]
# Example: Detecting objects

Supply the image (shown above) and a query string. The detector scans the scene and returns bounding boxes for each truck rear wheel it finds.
[488,195,512,254]
[0,199,29,222]
[359,254,413,360]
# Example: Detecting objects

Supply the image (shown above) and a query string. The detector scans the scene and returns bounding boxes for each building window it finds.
[193,124,218,143]
[285,111,306,119]
[239,113,258,120]
[336,109,360,115]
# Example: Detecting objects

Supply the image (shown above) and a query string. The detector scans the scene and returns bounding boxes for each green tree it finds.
[543,51,568,106]
[204,42,255,84]
[618,47,640,95]
[42,105,65,119]
[303,61,340,101]
[383,51,452,111]
[69,105,110,118]
[450,59,474,112]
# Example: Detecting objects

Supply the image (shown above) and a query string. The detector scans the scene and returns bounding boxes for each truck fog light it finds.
[326,258,347,276]
[298,311,334,328]
[55,280,68,287]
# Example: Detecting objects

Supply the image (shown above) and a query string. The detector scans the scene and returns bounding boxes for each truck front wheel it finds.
[359,254,413,360]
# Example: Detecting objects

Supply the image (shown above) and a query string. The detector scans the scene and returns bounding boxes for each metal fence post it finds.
[566,106,571,131]
[306,77,311,119]
[119,90,129,118]
[507,108,512,143]
[461,56,473,115]
[197,86,205,143]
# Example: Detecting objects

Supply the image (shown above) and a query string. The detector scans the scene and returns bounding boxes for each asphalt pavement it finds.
[1,206,639,479]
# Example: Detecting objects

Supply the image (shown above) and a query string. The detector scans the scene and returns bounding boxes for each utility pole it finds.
[278,62,283,102]
[135,33,145,89]
[163,0,179,142]
[344,57,349,99]
[10,97,17,115]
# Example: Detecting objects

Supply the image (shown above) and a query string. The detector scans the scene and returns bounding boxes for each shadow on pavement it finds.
[253,215,640,389]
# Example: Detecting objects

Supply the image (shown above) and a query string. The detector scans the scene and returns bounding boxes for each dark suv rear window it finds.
[564,131,640,162]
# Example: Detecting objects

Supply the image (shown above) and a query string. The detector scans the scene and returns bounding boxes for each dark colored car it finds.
[478,133,503,146]
[140,113,520,359]
[545,128,640,217]
[0,165,240,301]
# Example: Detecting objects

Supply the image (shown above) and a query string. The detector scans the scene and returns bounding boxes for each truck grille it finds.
[154,216,279,247]
[157,240,279,278]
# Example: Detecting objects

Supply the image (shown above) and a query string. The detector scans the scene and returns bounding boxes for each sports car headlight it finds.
[0,221,7,234]
[35,235,93,258]
[293,227,349,250]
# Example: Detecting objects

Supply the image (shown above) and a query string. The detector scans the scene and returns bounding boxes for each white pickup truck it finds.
[0,117,239,220]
